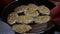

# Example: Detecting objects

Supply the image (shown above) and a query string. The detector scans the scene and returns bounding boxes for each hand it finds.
[55,2,60,8]
[50,2,60,22]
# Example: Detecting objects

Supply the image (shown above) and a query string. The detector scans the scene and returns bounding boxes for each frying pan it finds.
[1,0,56,34]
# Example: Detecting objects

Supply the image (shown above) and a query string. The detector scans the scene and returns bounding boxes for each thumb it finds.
[55,2,60,6]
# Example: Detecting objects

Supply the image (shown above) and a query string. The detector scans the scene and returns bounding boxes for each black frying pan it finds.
[1,0,55,34]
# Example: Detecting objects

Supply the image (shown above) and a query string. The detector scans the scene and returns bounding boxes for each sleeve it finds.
[0,19,15,34]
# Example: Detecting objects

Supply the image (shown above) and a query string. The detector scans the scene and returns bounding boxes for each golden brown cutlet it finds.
[14,5,28,13]
[38,5,50,15]
[7,12,18,25]
[24,10,39,17]
[12,24,32,33]
[17,16,34,24]
[34,16,50,24]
